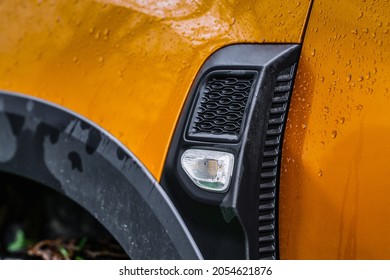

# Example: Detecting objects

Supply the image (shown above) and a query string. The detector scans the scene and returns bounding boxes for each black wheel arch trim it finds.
[0,91,203,260]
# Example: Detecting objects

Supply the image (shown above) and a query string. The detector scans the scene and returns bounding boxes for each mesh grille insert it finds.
[259,64,296,260]
[188,71,256,141]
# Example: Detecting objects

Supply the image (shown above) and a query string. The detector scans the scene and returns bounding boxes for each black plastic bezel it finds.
[161,44,301,259]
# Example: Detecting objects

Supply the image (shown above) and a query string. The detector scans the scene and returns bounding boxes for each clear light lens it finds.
[181,149,234,192]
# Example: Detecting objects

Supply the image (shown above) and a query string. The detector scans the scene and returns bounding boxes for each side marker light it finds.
[181,149,234,192]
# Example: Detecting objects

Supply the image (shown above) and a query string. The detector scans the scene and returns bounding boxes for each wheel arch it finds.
[0,91,202,260]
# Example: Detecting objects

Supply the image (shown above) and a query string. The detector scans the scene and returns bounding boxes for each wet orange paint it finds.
[0,0,310,179]
[280,0,390,259]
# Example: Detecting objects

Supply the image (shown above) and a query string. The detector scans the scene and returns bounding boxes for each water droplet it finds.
[357,12,364,19]
[72,57,79,63]
[331,130,338,138]
[358,75,364,82]
[320,76,325,82]
[355,104,364,111]
[346,74,352,82]
[311,49,316,56]
[351,29,358,35]
[330,70,335,75]
[98,56,104,63]
[229,17,236,25]
[371,32,376,38]
[302,123,307,129]
[318,170,323,177]
[339,117,345,124]
[323,106,330,113]
[26,100,34,112]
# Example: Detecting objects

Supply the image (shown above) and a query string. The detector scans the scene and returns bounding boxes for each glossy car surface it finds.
[280,0,390,259]
[1,0,390,259]
[0,0,310,179]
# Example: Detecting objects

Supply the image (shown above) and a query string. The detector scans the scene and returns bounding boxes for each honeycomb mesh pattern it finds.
[189,72,256,141]
[259,64,296,260]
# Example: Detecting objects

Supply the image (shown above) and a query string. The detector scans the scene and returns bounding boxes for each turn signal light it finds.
[181,149,234,192]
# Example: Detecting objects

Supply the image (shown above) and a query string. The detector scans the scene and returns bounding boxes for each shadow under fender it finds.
[0,91,202,260]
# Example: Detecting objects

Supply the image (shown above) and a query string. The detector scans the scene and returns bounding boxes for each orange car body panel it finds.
[3,0,390,260]
[280,0,390,259]
[0,0,310,180]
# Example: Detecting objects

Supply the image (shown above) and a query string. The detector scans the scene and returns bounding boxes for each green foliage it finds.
[7,229,26,253]
[58,246,69,258]
[77,237,88,251]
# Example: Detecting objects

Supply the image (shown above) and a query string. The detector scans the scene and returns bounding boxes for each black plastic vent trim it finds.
[259,64,296,260]
[188,70,258,142]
